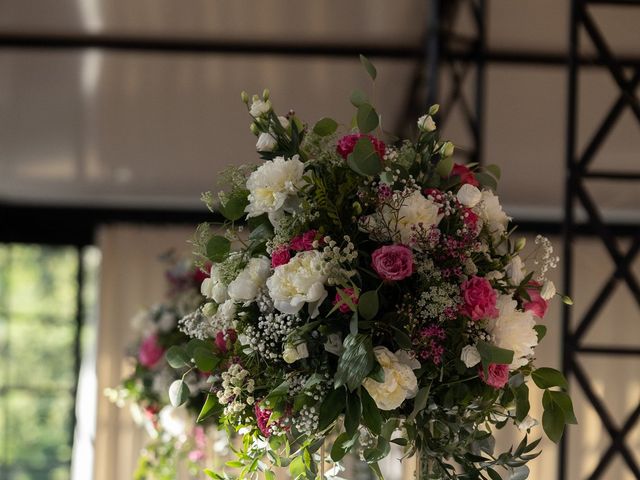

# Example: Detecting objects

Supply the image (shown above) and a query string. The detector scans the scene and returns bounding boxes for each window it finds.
[0,244,98,480]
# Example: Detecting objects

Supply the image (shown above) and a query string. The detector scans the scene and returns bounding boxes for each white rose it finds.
[324,333,344,356]
[228,256,271,302]
[256,132,277,152]
[282,342,309,363]
[245,155,305,221]
[417,114,436,132]
[456,184,482,207]
[249,98,271,117]
[363,346,418,410]
[517,415,538,431]
[382,190,443,244]
[200,266,229,304]
[506,255,526,285]
[486,295,538,370]
[541,280,556,300]
[267,250,328,318]
[476,190,510,239]
[159,406,192,438]
[460,345,481,367]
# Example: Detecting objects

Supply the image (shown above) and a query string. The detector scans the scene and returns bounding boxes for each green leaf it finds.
[532,368,568,390]
[476,340,514,377]
[363,437,390,463]
[391,326,412,349]
[313,117,338,136]
[330,431,359,462]
[547,390,578,424]
[510,466,530,480]
[169,379,190,407]
[513,383,530,422]
[356,103,379,134]
[350,88,369,107]
[249,221,273,242]
[289,455,306,479]
[335,334,374,391]
[360,54,377,80]
[318,386,346,430]
[193,347,219,372]
[165,345,190,369]
[206,235,231,263]
[542,390,566,443]
[347,137,383,176]
[361,389,382,435]
[475,171,498,191]
[358,290,379,320]
[487,468,502,480]
[219,193,249,221]
[345,391,362,435]
[436,156,454,178]
[485,164,502,180]
[197,394,220,423]
[408,384,431,421]
[533,324,547,342]
[264,471,276,480]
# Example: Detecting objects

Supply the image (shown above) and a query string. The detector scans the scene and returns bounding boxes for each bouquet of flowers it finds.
[173,57,575,479]
[107,255,218,479]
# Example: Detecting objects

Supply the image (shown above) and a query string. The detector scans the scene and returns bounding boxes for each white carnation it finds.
[486,295,538,370]
[245,155,305,221]
[267,250,328,318]
[506,255,526,285]
[256,132,277,152]
[460,345,481,367]
[477,190,510,239]
[363,346,418,410]
[201,266,229,304]
[383,190,442,244]
[456,184,482,207]
[228,256,271,302]
[541,280,556,300]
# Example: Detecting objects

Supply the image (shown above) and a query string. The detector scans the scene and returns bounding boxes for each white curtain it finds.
[93,223,195,480]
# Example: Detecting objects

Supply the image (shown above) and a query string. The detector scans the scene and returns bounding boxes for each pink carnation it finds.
[460,276,499,321]
[450,163,479,187]
[523,282,548,318]
[371,244,414,281]
[138,334,165,368]
[336,134,386,160]
[290,229,317,252]
[215,329,237,355]
[333,287,359,313]
[192,263,211,285]
[478,363,509,389]
[271,245,291,267]
[255,403,273,438]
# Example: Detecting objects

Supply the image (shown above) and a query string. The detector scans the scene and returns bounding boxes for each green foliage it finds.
[476,340,514,376]
[207,235,231,262]
[312,117,338,136]
[532,367,568,390]
[166,345,190,369]
[358,290,379,320]
[347,137,383,176]
[169,379,190,407]
[360,54,377,80]
[335,334,375,391]
[356,103,379,133]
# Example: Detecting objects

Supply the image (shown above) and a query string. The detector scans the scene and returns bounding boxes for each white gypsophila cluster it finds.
[205,300,237,334]
[287,371,332,402]
[292,404,319,435]
[533,235,560,281]
[243,312,302,361]
[179,310,216,340]
[416,283,461,322]
[319,235,358,285]
[217,363,256,416]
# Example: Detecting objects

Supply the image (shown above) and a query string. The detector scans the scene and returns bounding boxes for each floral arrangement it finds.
[107,255,220,479]
[172,57,575,479]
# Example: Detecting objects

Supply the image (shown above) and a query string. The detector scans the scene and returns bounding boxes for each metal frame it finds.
[562,1,640,478]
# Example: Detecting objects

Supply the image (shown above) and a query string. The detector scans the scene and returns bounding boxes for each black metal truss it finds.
[562,1,640,479]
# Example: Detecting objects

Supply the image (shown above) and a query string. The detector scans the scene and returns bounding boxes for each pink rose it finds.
[333,287,359,313]
[138,334,165,368]
[449,163,479,187]
[271,245,291,267]
[460,276,499,321]
[478,363,509,389]
[290,229,318,252]
[371,244,414,281]
[523,283,548,318]
[336,134,386,160]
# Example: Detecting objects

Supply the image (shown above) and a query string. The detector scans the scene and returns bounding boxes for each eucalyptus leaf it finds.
[166,345,191,369]
[357,103,379,134]
[358,290,379,320]
[485,163,502,180]
[219,193,249,221]
[475,171,498,191]
[193,347,219,372]
[350,88,368,107]
[347,137,383,176]
[359,54,377,80]
[169,379,190,407]
[313,117,338,136]
[206,235,231,263]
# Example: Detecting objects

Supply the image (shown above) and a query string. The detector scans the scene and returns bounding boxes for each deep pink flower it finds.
[336,134,386,160]
[523,282,548,318]
[463,208,479,231]
[138,334,165,368]
[371,244,414,281]
[290,229,318,252]
[255,403,273,437]
[460,276,499,321]
[192,263,211,285]
[478,363,510,389]
[449,163,479,187]
[333,288,359,313]
[271,245,291,267]
[215,329,237,355]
